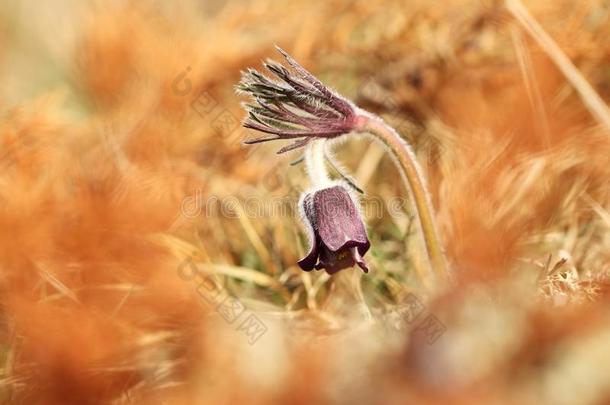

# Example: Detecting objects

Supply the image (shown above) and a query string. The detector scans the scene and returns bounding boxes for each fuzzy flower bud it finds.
[236,47,358,154]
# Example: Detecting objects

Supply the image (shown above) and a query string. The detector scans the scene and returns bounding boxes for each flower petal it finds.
[297,193,319,271]
[297,237,319,272]
[351,246,369,273]
[313,186,369,253]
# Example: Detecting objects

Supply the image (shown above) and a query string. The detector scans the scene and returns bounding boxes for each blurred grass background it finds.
[0,0,609,404]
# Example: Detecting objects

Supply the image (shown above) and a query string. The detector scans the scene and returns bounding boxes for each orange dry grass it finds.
[0,0,608,404]
[0,97,206,403]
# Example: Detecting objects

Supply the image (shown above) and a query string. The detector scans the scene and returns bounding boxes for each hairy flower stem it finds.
[305,140,330,188]
[356,111,449,285]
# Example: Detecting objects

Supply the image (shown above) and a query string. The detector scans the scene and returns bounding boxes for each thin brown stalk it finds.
[506,0,610,131]
[356,112,449,285]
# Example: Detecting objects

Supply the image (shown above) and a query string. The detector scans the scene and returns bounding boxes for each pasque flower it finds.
[298,184,370,275]
[236,47,358,154]
[237,47,449,284]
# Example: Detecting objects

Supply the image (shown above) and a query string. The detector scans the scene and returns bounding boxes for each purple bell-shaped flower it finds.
[298,184,370,275]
